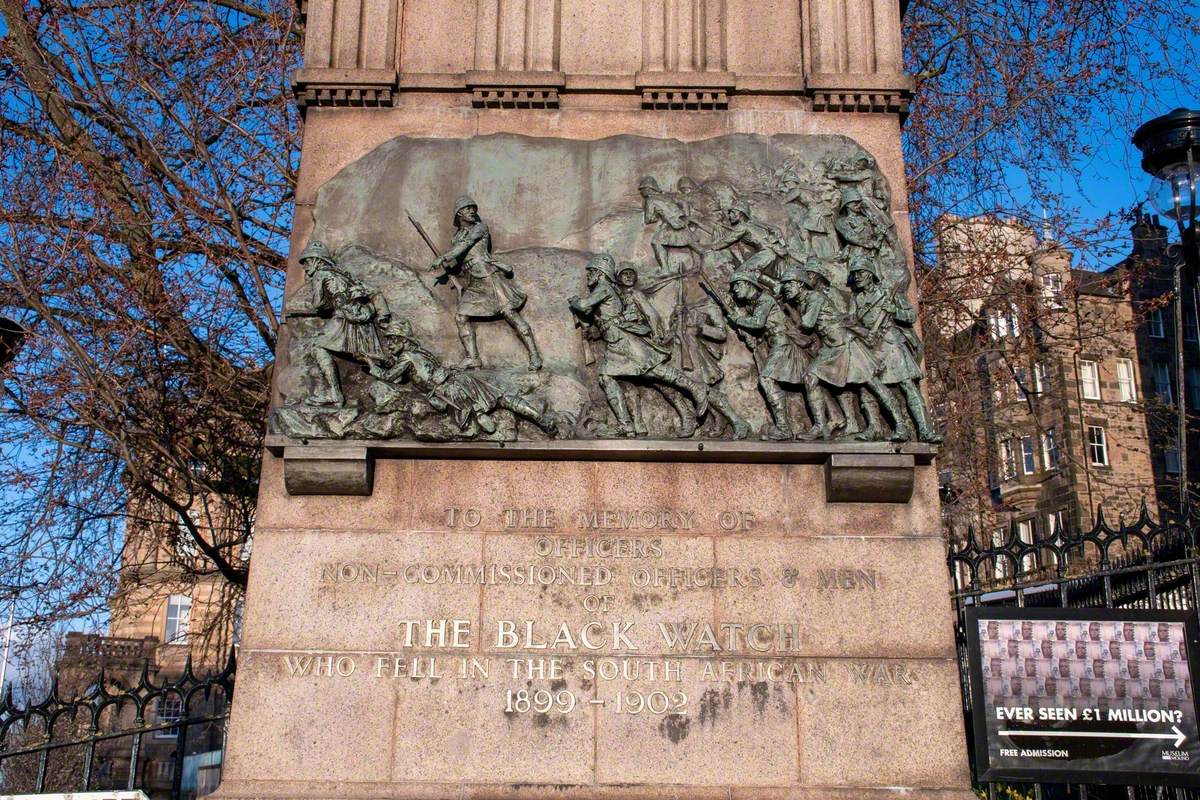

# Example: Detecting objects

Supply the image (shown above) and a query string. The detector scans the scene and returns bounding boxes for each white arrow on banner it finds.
[999,726,1187,749]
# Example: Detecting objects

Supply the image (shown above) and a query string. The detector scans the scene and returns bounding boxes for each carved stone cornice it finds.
[635,70,735,110]
[807,72,914,117]
[465,70,565,109]
[640,88,729,110]
[288,68,917,115]
[293,68,396,109]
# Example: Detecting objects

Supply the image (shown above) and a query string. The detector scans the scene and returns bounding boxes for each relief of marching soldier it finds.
[637,175,706,376]
[638,176,695,275]
[698,198,789,279]
[793,259,912,441]
[713,269,829,441]
[427,195,543,371]
[775,164,842,263]
[670,294,752,439]
[835,187,901,274]
[568,255,709,438]
[847,255,942,443]
[290,239,393,407]
[614,263,710,438]
[635,175,750,437]
[828,154,891,213]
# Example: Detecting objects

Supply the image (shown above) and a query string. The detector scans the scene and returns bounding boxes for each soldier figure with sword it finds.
[408,196,543,371]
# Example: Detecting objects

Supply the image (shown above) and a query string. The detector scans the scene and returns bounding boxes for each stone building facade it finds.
[1124,214,1200,514]
[934,213,1193,579]
[52,501,244,799]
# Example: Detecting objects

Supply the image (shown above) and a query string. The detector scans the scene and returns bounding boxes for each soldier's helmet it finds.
[840,187,864,207]
[724,199,751,219]
[299,240,335,266]
[453,195,479,217]
[676,176,699,193]
[802,258,833,286]
[616,263,640,287]
[586,254,619,284]
[728,269,762,289]
[848,254,881,282]
[381,318,414,339]
[638,176,661,193]
[779,265,807,284]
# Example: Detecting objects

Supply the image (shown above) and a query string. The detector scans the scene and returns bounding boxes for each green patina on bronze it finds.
[275,133,938,444]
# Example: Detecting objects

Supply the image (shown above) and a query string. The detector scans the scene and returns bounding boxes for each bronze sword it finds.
[406,210,463,300]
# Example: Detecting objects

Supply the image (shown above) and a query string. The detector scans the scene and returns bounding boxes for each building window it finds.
[1149,308,1166,338]
[174,509,201,560]
[989,304,1020,339]
[196,761,223,796]
[233,599,245,646]
[1041,272,1064,308]
[1188,367,1200,411]
[164,594,191,645]
[1154,361,1174,404]
[1017,519,1037,572]
[1045,509,1068,540]
[1020,436,1036,474]
[1013,368,1028,401]
[1166,448,1181,475]
[1187,309,1198,342]
[1043,510,1068,567]
[240,527,254,562]
[1042,428,1060,469]
[1115,358,1137,402]
[1086,425,1109,467]
[1079,360,1101,400]
[998,438,1017,481]
[991,528,1010,580]
[1034,361,1050,394]
[155,696,184,739]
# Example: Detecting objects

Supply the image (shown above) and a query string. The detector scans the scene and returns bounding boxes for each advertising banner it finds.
[966,607,1200,786]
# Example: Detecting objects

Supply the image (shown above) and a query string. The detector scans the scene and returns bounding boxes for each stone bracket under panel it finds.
[282,445,374,496]
[275,438,928,502]
[823,452,916,504]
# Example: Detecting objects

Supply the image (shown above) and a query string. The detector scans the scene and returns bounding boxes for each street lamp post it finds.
[1133,108,1200,521]
[0,316,20,695]
[0,316,21,695]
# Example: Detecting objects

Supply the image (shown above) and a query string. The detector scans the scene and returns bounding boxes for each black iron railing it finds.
[948,505,1200,800]
[0,648,235,799]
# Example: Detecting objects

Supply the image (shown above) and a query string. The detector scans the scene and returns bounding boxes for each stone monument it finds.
[217,3,973,799]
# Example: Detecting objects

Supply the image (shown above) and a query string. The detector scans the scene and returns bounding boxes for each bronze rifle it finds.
[698,279,762,371]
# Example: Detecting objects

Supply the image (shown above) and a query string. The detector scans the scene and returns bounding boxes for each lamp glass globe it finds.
[1148,162,1199,224]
